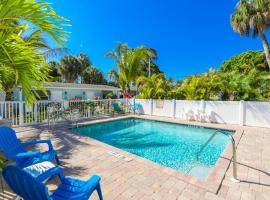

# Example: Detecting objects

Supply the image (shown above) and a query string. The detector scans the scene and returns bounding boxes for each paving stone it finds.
[0,117,267,200]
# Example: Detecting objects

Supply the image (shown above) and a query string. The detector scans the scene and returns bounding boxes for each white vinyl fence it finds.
[0,99,269,128]
[134,99,270,129]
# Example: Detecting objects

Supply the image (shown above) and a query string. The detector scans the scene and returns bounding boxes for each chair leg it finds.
[55,154,61,165]
[96,183,103,200]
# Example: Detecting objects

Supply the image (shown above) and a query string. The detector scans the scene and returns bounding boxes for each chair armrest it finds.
[36,166,65,183]
[73,175,100,193]
[85,175,101,189]
[16,151,40,158]
[23,140,54,151]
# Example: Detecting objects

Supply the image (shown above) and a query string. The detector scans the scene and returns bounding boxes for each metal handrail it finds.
[196,130,239,182]
[214,130,240,183]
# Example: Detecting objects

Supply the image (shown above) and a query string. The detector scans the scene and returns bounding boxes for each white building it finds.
[13,82,121,101]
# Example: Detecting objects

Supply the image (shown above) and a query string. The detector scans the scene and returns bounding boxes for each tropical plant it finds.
[103,91,117,99]
[140,48,162,77]
[0,0,69,103]
[21,29,69,60]
[167,80,185,100]
[137,73,170,99]
[59,55,81,83]
[77,53,92,74]
[220,51,268,73]
[178,51,270,101]
[107,69,119,85]
[231,0,270,70]
[48,61,62,82]
[107,43,157,92]
[180,69,223,100]
[220,51,270,100]
[52,54,107,85]
[82,66,107,84]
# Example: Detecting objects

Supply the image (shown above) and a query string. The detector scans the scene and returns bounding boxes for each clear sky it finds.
[49,0,265,80]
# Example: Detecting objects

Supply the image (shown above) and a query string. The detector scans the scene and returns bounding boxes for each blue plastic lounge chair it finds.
[0,126,60,168]
[133,103,142,113]
[3,165,103,200]
[113,102,124,113]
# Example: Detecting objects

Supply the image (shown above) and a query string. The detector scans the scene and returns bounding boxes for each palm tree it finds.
[21,29,69,60]
[59,55,81,83]
[107,69,119,84]
[48,61,62,82]
[137,73,168,99]
[0,0,69,103]
[231,0,270,70]
[82,67,107,84]
[141,48,160,77]
[59,54,95,83]
[77,53,92,73]
[107,43,153,92]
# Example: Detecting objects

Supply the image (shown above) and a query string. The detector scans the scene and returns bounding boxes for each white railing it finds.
[1,99,270,128]
[0,99,128,126]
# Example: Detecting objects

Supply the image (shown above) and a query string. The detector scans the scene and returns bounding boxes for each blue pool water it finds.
[73,118,233,179]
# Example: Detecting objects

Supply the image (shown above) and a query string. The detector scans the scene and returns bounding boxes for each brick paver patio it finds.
[0,115,269,200]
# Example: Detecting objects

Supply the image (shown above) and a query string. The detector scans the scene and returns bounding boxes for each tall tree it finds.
[141,48,162,77]
[59,55,81,83]
[77,53,91,73]
[82,66,107,84]
[220,51,270,100]
[107,43,155,92]
[231,0,270,70]
[107,69,119,86]
[48,61,62,82]
[0,0,69,103]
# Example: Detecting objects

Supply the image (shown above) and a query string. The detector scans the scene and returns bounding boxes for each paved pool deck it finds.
[1,115,270,200]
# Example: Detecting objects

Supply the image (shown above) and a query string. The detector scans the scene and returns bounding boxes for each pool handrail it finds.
[214,130,239,183]
[196,130,239,183]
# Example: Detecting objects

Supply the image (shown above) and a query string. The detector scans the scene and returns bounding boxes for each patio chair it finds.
[112,102,124,114]
[133,103,142,114]
[0,126,60,168]
[3,165,103,200]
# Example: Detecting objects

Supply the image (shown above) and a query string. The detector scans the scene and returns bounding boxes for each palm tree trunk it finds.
[259,32,270,70]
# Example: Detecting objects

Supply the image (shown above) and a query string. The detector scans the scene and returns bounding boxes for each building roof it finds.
[18,82,121,91]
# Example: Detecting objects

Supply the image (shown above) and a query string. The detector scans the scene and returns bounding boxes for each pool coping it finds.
[71,115,244,194]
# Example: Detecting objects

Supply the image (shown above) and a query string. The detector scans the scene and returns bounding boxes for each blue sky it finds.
[49,0,265,80]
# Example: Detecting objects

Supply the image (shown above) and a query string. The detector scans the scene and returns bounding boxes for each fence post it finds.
[34,103,38,123]
[150,99,153,116]
[201,99,206,112]
[18,89,24,125]
[133,98,136,114]
[172,99,176,118]
[19,101,24,125]
[239,100,246,126]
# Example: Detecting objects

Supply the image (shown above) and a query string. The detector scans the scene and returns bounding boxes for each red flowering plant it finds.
[95,96,101,100]
[123,91,132,99]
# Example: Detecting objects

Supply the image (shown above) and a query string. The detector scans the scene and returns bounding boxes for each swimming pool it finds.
[73,118,234,179]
